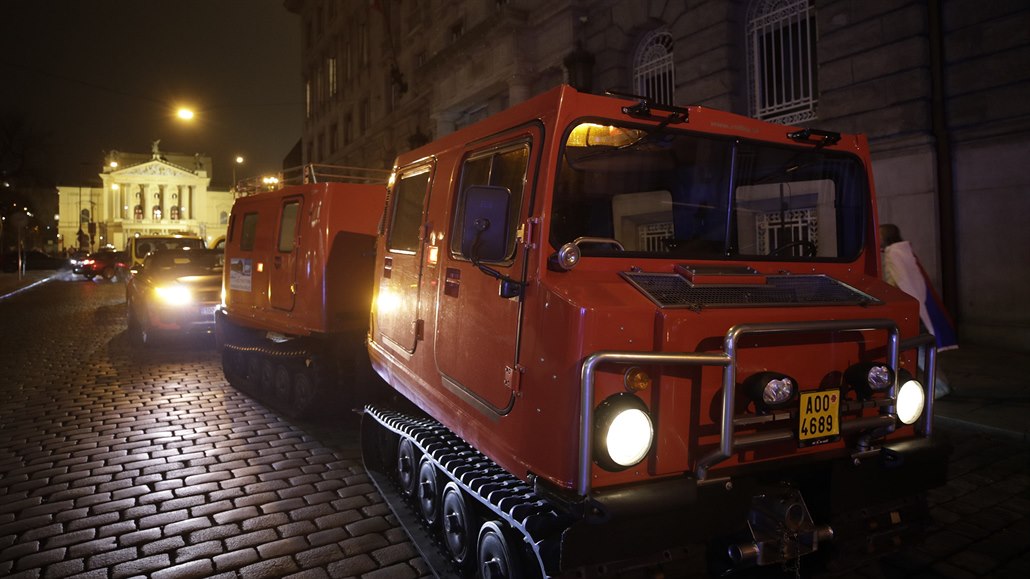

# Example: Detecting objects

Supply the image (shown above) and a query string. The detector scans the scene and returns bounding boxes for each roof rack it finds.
[234,164,392,197]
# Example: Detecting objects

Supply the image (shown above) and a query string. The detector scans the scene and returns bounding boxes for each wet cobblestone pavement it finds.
[2,274,1029,578]
[0,276,430,579]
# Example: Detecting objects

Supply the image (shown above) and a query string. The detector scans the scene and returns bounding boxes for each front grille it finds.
[621,272,881,310]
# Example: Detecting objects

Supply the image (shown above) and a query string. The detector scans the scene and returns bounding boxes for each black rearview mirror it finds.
[460,185,511,263]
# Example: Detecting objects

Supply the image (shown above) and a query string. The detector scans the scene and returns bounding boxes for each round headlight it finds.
[594,394,654,471]
[896,379,925,425]
[744,372,797,411]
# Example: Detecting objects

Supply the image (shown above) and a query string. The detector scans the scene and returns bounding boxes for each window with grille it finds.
[747,0,817,124]
[633,30,675,105]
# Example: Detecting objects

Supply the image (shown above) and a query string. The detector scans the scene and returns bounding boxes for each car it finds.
[1,249,68,273]
[126,234,206,271]
[125,248,223,345]
[78,250,129,281]
[68,250,90,273]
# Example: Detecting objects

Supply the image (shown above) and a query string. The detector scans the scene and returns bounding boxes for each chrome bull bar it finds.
[578,319,939,495]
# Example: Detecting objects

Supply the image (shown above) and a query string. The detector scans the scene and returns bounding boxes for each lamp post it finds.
[232,155,244,193]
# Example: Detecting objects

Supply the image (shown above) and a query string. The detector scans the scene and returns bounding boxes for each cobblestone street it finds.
[0,276,430,579]
[2,275,1030,578]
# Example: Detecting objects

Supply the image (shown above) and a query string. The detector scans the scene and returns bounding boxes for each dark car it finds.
[79,250,129,281]
[125,248,223,345]
[1,249,68,273]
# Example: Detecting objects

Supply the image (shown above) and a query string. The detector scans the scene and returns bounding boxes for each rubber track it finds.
[365,405,571,578]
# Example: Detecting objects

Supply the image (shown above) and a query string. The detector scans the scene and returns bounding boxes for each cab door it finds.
[269,197,302,311]
[435,130,539,413]
[376,164,433,353]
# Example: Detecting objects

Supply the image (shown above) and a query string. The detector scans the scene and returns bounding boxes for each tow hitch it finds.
[725,486,833,570]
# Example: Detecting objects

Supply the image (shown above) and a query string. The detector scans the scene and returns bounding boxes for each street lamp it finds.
[232,156,244,192]
[176,107,195,121]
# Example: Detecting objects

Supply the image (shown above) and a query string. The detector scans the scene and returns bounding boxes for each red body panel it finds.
[223,182,386,337]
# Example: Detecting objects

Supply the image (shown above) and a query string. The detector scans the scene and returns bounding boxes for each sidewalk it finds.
[0,269,55,301]
[935,344,1030,441]
[1,270,1026,441]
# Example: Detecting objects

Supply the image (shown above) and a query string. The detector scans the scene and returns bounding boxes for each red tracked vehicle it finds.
[361,85,950,577]
[216,166,389,417]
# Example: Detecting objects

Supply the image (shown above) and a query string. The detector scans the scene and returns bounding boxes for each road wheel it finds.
[442,482,479,569]
[84,274,95,281]
[417,456,441,527]
[291,369,319,418]
[477,521,522,579]
[260,359,276,400]
[245,355,262,392]
[273,363,292,407]
[101,266,115,281]
[397,437,421,498]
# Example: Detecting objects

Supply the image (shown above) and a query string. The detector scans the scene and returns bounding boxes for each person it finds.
[880,224,957,398]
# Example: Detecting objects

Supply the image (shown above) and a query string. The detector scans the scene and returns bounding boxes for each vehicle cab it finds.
[365,85,949,576]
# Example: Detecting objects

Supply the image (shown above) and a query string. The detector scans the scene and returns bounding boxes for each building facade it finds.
[287,0,1030,349]
[58,144,234,252]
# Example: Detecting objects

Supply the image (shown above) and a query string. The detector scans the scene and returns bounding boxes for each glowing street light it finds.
[176,107,195,121]
[232,156,245,192]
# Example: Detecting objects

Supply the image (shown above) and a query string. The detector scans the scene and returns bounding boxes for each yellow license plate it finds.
[798,389,840,446]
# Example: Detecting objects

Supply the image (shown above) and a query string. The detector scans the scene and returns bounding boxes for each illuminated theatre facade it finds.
[58,144,234,251]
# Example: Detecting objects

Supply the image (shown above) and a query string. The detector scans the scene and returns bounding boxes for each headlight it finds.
[154,285,193,306]
[594,393,654,471]
[896,379,925,425]
[845,363,895,398]
[744,372,797,411]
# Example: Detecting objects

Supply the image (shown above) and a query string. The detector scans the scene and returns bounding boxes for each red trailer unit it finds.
[218,177,387,417]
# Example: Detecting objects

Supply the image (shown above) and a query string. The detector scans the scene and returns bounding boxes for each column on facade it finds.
[179,185,188,220]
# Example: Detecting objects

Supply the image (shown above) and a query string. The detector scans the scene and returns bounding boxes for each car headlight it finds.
[845,362,895,399]
[896,378,925,425]
[744,372,797,411]
[154,285,193,306]
[594,393,654,471]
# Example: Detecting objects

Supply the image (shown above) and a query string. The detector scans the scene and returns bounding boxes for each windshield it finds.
[550,122,869,261]
[144,250,224,275]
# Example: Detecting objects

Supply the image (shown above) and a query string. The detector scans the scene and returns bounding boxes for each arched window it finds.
[633,30,675,104]
[134,205,143,221]
[747,0,817,123]
[152,206,162,221]
[220,211,229,225]
[170,206,180,220]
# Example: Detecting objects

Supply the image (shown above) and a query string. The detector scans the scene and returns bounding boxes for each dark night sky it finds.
[0,0,303,189]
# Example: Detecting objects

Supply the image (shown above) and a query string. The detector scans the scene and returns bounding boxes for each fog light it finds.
[594,393,654,471]
[845,362,895,398]
[896,379,925,425]
[744,372,797,411]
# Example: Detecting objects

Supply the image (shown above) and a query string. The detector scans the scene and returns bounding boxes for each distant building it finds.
[57,143,234,251]
[287,0,1030,349]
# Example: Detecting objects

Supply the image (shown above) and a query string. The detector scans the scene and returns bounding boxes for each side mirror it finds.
[460,185,511,263]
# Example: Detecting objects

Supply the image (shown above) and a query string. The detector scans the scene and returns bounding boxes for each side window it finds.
[240,212,259,251]
[278,200,301,252]
[227,214,236,242]
[450,143,530,260]
[387,167,431,253]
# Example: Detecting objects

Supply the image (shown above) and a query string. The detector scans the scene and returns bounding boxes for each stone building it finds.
[287,0,1030,349]
[57,144,234,252]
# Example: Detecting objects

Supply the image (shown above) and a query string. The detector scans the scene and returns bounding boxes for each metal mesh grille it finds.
[621,272,881,309]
